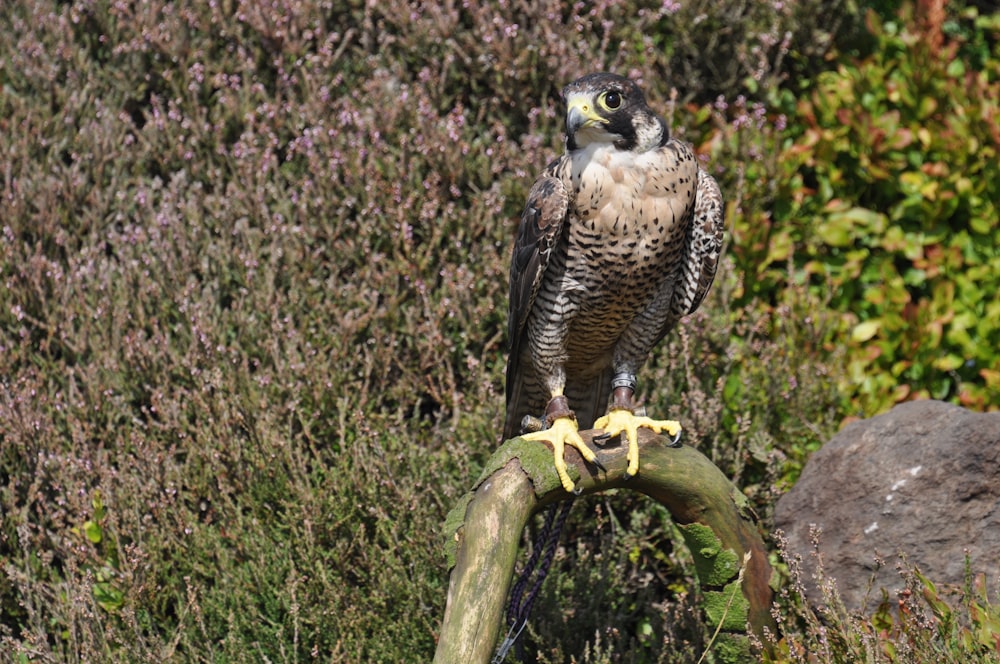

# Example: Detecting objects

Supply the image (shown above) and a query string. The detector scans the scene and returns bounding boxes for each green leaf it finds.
[819,207,887,248]
[722,372,743,403]
[902,268,927,287]
[765,230,793,264]
[971,215,993,235]
[816,216,853,247]
[83,520,103,545]
[932,354,964,371]
[94,582,125,613]
[851,319,881,343]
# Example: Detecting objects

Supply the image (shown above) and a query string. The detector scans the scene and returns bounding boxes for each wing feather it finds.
[503,170,569,438]
[651,166,725,348]
[685,169,726,314]
[671,168,725,316]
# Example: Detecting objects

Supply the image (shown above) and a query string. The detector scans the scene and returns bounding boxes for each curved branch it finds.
[435,428,775,663]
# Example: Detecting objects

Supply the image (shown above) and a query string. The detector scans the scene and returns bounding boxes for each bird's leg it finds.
[593,373,682,479]
[519,393,603,493]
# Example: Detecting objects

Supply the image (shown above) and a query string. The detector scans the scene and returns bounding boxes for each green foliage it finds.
[913,569,1000,656]
[77,492,126,614]
[734,4,1000,415]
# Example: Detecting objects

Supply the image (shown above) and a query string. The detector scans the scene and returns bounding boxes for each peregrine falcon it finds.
[504,72,725,493]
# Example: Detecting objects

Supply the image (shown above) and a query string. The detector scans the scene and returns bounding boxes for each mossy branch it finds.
[434,428,776,663]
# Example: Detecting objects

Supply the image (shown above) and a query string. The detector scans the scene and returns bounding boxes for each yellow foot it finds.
[593,409,682,479]
[520,416,600,493]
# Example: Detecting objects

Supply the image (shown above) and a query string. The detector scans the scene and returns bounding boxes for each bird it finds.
[504,72,725,494]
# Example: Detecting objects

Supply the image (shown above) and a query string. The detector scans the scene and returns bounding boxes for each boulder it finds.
[773,399,1000,613]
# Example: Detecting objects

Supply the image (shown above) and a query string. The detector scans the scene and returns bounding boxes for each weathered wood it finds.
[435,427,776,663]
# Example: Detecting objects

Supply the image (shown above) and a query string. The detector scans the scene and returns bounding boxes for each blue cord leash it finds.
[492,499,574,663]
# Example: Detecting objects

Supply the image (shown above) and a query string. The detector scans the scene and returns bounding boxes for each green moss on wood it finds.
[730,485,758,523]
[443,436,567,567]
[711,632,753,663]
[677,521,740,587]
[474,436,568,497]
[704,578,750,632]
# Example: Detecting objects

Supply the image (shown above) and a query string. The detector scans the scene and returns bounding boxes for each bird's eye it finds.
[601,91,622,110]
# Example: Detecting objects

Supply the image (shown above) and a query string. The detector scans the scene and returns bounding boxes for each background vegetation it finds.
[0,0,996,661]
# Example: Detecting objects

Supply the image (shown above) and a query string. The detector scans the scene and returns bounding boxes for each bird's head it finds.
[562,72,667,153]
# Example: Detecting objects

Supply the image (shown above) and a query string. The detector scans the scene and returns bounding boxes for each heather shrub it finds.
[768,531,1000,662]
[652,0,855,105]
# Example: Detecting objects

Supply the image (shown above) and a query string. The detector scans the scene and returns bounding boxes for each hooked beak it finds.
[565,95,606,136]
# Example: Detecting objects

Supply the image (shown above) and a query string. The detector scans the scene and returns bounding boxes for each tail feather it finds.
[567,369,613,432]
[503,367,613,443]
[502,368,533,442]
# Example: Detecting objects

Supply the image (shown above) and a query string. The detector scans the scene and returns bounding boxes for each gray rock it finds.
[773,400,1000,612]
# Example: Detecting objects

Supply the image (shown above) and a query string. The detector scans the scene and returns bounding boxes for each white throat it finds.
[570,141,656,175]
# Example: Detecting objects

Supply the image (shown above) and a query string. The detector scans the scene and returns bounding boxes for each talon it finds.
[592,431,612,444]
[669,429,682,447]
[520,415,597,493]
[572,485,583,496]
[622,470,634,480]
[594,409,683,481]
[591,457,607,473]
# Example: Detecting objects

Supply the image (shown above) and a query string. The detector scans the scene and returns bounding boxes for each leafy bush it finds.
[733,5,1000,415]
